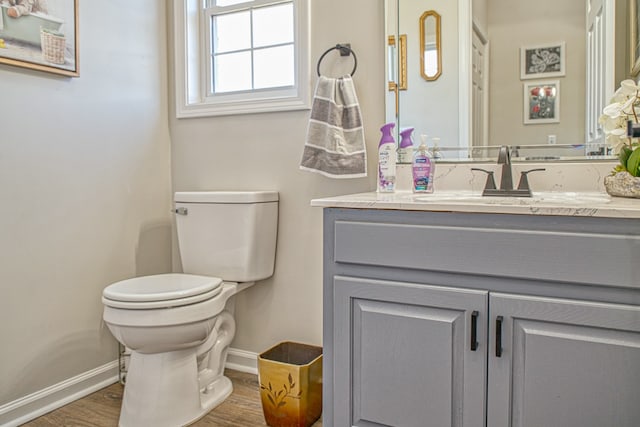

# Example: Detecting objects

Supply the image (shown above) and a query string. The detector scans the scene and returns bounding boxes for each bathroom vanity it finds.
[312,191,640,427]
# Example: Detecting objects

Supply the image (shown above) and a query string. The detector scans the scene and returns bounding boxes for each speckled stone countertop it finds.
[311,190,640,218]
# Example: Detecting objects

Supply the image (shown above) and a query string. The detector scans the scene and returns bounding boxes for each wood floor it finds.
[22,370,322,427]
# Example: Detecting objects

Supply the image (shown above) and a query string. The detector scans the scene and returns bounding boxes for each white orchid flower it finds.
[605,128,628,154]
[619,79,639,94]
[606,132,628,154]
[599,115,624,132]
[602,102,624,118]
[610,80,640,103]
[621,97,638,116]
[609,127,627,137]
[602,80,640,157]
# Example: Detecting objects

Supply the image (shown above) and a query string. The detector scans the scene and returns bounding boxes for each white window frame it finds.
[174,0,310,118]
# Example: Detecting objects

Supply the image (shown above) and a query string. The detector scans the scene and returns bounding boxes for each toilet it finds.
[102,191,278,427]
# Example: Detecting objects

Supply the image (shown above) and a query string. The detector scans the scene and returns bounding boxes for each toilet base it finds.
[119,349,232,427]
[198,375,233,419]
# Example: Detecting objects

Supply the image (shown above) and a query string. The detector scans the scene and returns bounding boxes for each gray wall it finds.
[0,1,172,406]
[168,0,384,352]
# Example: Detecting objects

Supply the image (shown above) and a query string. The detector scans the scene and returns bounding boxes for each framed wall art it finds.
[0,0,79,77]
[523,80,560,124]
[520,42,565,80]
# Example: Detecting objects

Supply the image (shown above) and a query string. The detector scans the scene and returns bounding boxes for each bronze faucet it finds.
[472,146,545,197]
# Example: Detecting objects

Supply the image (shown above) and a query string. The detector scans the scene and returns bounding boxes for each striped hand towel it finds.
[299,75,367,178]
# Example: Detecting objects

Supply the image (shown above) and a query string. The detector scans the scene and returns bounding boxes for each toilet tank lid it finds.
[175,191,279,204]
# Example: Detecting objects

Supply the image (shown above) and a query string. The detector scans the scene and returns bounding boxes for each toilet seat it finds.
[102,274,223,310]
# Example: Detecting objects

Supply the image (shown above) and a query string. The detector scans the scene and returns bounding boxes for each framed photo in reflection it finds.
[523,80,560,125]
[520,42,565,80]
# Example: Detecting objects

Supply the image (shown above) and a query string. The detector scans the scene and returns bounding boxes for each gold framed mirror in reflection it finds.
[419,10,441,81]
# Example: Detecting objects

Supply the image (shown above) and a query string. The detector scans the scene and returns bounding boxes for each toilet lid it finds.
[102,274,223,309]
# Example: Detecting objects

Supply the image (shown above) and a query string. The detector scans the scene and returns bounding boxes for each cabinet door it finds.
[488,293,640,427]
[333,276,487,427]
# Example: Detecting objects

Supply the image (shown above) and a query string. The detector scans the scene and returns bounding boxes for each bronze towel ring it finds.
[316,43,358,77]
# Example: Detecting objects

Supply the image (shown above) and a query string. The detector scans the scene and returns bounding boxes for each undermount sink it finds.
[413,191,612,206]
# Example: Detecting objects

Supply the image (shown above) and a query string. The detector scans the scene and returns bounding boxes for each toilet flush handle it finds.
[174,207,188,215]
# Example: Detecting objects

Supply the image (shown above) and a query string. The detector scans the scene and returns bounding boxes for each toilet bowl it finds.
[103,274,252,426]
[102,191,278,427]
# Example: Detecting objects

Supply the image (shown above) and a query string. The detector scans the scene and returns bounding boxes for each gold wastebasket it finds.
[258,341,322,427]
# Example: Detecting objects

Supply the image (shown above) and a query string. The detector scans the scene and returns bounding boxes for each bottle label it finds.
[412,157,432,191]
[378,145,396,192]
[398,148,411,163]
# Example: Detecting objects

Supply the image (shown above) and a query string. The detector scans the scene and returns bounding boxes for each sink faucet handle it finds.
[517,168,546,191]
[471,168,497,192]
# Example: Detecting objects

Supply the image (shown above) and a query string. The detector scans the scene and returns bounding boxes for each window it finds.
[174,0,310,118]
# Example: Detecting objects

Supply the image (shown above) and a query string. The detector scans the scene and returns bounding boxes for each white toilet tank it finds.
[174,191,278,282]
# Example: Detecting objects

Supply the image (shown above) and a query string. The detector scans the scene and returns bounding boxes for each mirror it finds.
[420,11,441,81]
[386,0,630,162]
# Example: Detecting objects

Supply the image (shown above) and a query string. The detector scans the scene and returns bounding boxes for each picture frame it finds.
[520,42,565,80]
[631,0,640,76]
[0,0,79,77]
[523,80,560,125]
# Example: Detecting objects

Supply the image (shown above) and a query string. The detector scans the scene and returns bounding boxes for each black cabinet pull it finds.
[495,316,504,357]
[470,310,479,351]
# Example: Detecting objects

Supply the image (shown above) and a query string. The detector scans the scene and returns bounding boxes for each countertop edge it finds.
[310,191,640,219]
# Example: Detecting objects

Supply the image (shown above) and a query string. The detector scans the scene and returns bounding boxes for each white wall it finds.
[487,0,586,146]
[0,0,172,408]
[397,0,459,146]
[168,0,385,353]
[473,0,488,33]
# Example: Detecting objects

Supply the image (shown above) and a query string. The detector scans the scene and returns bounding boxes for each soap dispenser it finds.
[432,137,443,160]
[412,135,435,193]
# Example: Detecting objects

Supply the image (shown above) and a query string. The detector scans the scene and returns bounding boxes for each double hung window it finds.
[174,0,310,117]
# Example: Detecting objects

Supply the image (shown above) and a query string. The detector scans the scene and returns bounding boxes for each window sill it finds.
[176,95,311,118]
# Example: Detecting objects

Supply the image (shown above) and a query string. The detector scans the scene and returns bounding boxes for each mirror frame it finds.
[458,0,471,157]
[631,0,640,75]
[388,34,408,90]
[419,10,442,81]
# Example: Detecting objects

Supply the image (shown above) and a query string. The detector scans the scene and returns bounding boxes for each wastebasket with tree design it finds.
[258,341,322,427]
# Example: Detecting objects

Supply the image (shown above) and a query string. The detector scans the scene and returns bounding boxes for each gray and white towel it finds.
[299,75,367,178]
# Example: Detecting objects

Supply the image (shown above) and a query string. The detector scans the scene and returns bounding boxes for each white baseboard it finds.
[0,348,257,426]
[0,360,119,427]
[225,347,258,375]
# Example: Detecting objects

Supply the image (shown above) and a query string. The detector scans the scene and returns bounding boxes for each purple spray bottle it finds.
[398,127,415,163]
[378,123,397,192]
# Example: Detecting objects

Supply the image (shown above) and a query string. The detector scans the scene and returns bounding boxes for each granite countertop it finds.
[310,190,640,218]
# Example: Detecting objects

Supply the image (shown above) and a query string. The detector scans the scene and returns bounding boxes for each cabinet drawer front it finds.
[333,220,640,288]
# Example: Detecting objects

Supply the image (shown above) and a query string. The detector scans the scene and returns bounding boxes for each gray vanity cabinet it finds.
[332,276,487,427]
[488,293,640,427]
[322,207,640,427]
